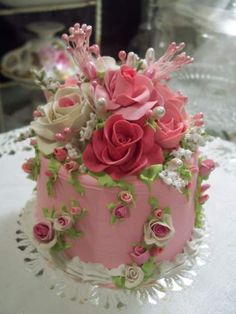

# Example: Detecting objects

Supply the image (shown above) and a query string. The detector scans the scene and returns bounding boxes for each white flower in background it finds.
[124,265,144,289]
[31,85,92,155]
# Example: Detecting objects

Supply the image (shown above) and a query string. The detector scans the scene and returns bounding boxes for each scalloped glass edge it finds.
[16,195,210,310]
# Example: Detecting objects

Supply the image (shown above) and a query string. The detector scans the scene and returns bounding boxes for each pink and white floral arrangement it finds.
[27,22,214,183]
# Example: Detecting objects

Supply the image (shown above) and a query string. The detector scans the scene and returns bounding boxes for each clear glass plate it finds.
[170,64,236,138]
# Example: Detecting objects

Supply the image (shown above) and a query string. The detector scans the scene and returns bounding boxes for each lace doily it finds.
[16,195,209,310]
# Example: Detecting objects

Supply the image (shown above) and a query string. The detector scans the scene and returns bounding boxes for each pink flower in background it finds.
[22,158,34,174]
[54,215,72,231]
[95,65,163,121]
[33,221,54,243]
[113,204,129,219]
[83,114,164,179]
[199,159,216,177]
[64,160,79,172]
[130,246,150,266]
[54,147,67,162]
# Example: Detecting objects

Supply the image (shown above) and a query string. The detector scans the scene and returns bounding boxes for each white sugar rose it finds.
[31,85,91,154]
[124,265,144,289]
[144,215,175,248]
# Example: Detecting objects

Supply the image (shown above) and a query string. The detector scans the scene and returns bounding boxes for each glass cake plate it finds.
[15,195,210,310]
[170,64,236,138]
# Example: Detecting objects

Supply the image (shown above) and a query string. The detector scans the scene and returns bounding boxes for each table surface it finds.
[0,129,236,314]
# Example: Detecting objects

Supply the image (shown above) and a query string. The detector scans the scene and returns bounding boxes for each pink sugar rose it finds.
[95,65,163,120]
[113,204,129,219]
[54,147,67,162]
[54,215,72,231]
[130,246,150,266]
[33,221,54,243]
[155,100,187,149]
[82,114,164,179]
[22,158,34,174]
[64,160,79,172]
[199,159,216,178]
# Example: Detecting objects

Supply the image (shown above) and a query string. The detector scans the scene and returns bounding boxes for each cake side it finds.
[36,155,198,269]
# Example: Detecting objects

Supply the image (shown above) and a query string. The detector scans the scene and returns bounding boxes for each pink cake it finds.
[22,22,215,289]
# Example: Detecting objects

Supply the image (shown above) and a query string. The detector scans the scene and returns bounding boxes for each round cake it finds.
[22,22,215,290]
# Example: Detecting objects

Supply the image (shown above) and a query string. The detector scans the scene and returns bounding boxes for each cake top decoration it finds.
[29,22,208,186]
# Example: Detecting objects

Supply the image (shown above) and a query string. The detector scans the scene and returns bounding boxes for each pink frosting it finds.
[36,156,198,269]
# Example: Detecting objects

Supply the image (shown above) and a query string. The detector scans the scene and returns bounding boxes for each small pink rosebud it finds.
[22,158,34,174]
[63,127,72,135]
[54,147,67,162]
[199,159,216,177]
[193,112,204,120]
[201,183,210,193]
[194,119,204,127]
[70,206,82,215]
[55,133,65,142]
[199,194,209,204]
[130,246,150,266]
[45,170,53,177]
[54,215,72,231]
[119,191,133,204]
[113,204,129,219]
[154,208,163,218]
[64,161,79,172]
[118,50,127,62]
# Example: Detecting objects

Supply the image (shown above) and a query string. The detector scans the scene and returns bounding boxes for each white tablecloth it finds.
[0,129,236,314]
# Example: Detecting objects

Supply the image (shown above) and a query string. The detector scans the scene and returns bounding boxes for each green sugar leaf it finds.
[107,202,116,210]
[142,257,156,278]
[163,207,171,214]
[61,204,67,214]
[66,228,83,239]
[71,199,79,207]
[69,173,85,196]
[110,216,117,225]
[112,276,125,289]
[148,196,159,209]
[46,179,54,196]
[42,207,50,218]
[139,164,163,189]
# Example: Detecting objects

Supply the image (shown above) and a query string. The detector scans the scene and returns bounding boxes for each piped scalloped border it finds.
[16,195,210,309]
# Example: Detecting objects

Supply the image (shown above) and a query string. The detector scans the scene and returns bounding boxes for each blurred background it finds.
[0,0,236,141]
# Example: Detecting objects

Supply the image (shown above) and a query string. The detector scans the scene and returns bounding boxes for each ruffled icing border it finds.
[16,194,210,309]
